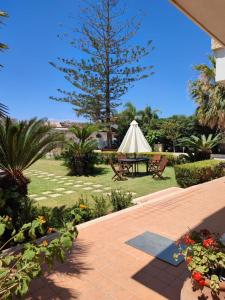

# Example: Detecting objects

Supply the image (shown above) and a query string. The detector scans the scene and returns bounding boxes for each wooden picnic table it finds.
[118,157,149,176]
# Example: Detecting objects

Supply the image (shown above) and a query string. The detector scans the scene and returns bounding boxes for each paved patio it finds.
[27,177,225,300]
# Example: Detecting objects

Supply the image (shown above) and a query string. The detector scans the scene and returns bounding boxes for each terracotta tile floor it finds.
[28,177,225,300]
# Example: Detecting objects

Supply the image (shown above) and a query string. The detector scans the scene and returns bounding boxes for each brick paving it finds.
[27,176,225,300]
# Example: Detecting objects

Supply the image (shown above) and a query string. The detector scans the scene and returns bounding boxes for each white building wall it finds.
[214,48,225,84]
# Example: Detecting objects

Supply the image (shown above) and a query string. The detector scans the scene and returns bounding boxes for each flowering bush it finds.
[0,215,78,299]
[175,229,225,295]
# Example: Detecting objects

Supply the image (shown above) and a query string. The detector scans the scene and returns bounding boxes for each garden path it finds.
[25,169,136,202]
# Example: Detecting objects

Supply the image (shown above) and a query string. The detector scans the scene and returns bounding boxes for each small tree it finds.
[51,0,154,147]
[160,119,182,152]
[63,125,98,175]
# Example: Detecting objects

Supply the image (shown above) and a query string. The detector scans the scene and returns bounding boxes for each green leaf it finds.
[23,249,36,261]
[13,231,25,242]
[0,223,6,237]
[61,236,73,249]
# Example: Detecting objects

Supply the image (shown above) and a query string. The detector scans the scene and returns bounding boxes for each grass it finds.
[26,159,178,208]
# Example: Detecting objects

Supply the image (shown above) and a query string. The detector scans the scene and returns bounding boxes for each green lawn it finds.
[26,159,178,208]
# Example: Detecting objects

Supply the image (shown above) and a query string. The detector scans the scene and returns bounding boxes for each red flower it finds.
[203,237,216,248]
[183,234,195,245]
[186,256,192,264]
[198,279,206,286]
[192,272,203,282]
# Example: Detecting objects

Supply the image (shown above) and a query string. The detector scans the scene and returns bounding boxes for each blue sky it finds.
[0,0,211,121]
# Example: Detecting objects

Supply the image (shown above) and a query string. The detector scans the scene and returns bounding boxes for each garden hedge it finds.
[174,160,225,188]
[96,151,178,166]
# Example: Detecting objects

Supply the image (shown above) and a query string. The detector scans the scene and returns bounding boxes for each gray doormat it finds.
[125,231,184,266]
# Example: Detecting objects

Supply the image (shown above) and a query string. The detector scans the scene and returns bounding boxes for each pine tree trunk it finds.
[105,0,112,148]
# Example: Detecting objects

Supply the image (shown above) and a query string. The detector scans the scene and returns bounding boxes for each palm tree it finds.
[0,102,7,118]
[64,125,97,175]
[190,55,225,131]
[179,134,221,161]
[0,118,63,195]
[122,102,140,121]
[139,106,159,124]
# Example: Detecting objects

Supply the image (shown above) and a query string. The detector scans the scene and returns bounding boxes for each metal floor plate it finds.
[125,231,184,266]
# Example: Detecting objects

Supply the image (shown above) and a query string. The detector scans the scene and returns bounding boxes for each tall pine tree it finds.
[51,0,154,147]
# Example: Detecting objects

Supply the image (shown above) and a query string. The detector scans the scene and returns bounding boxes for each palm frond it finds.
[0,118,64,182]
[0,102,8,118]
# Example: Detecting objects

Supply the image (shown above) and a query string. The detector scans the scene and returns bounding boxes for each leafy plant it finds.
[63,125,98,175]
[175,229,225,295]
[179,134,222,161]
[92,195,109,218]
[0,216,78,299]
[38,197,93,228]
[0,118,63,228]
[190,55,225,131]
[110,190,133,212]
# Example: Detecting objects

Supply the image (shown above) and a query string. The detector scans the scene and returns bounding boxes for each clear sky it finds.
[0,0,211,121]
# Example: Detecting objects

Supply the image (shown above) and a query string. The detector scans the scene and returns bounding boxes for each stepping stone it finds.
[82,187,93,190]
[55,176,62,178]
[50,179,58,182]
[76,181,83,183]
[93,189,102,193]
[55,188,65,191]
[74,184,82,187]
[49,194,61,198]
[48,174,55,177]
[93,184,103,188]
[57,181,65,184]
[64,190,73,194]
[35,196,47,201]
[62,177,68,180]
[103,187,111,190]
[42,191,52,195]
[30,194,38,198]
[64,182,73,186]
[83,182,93,185]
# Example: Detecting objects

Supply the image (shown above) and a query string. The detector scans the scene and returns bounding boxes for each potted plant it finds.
[175,229,225,295]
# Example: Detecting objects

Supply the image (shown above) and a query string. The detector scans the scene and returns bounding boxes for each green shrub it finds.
[174,160,225,188]
[110,190,133,211]
[37,197,93,228]
[97,151,178,166]
[96,151,117,164]
[92,195,109,218]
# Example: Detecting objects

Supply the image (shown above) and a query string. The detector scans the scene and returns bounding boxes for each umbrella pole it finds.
[134,153,137,176]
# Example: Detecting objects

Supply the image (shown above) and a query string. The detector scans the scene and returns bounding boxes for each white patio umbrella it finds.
[117,120,152,153]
